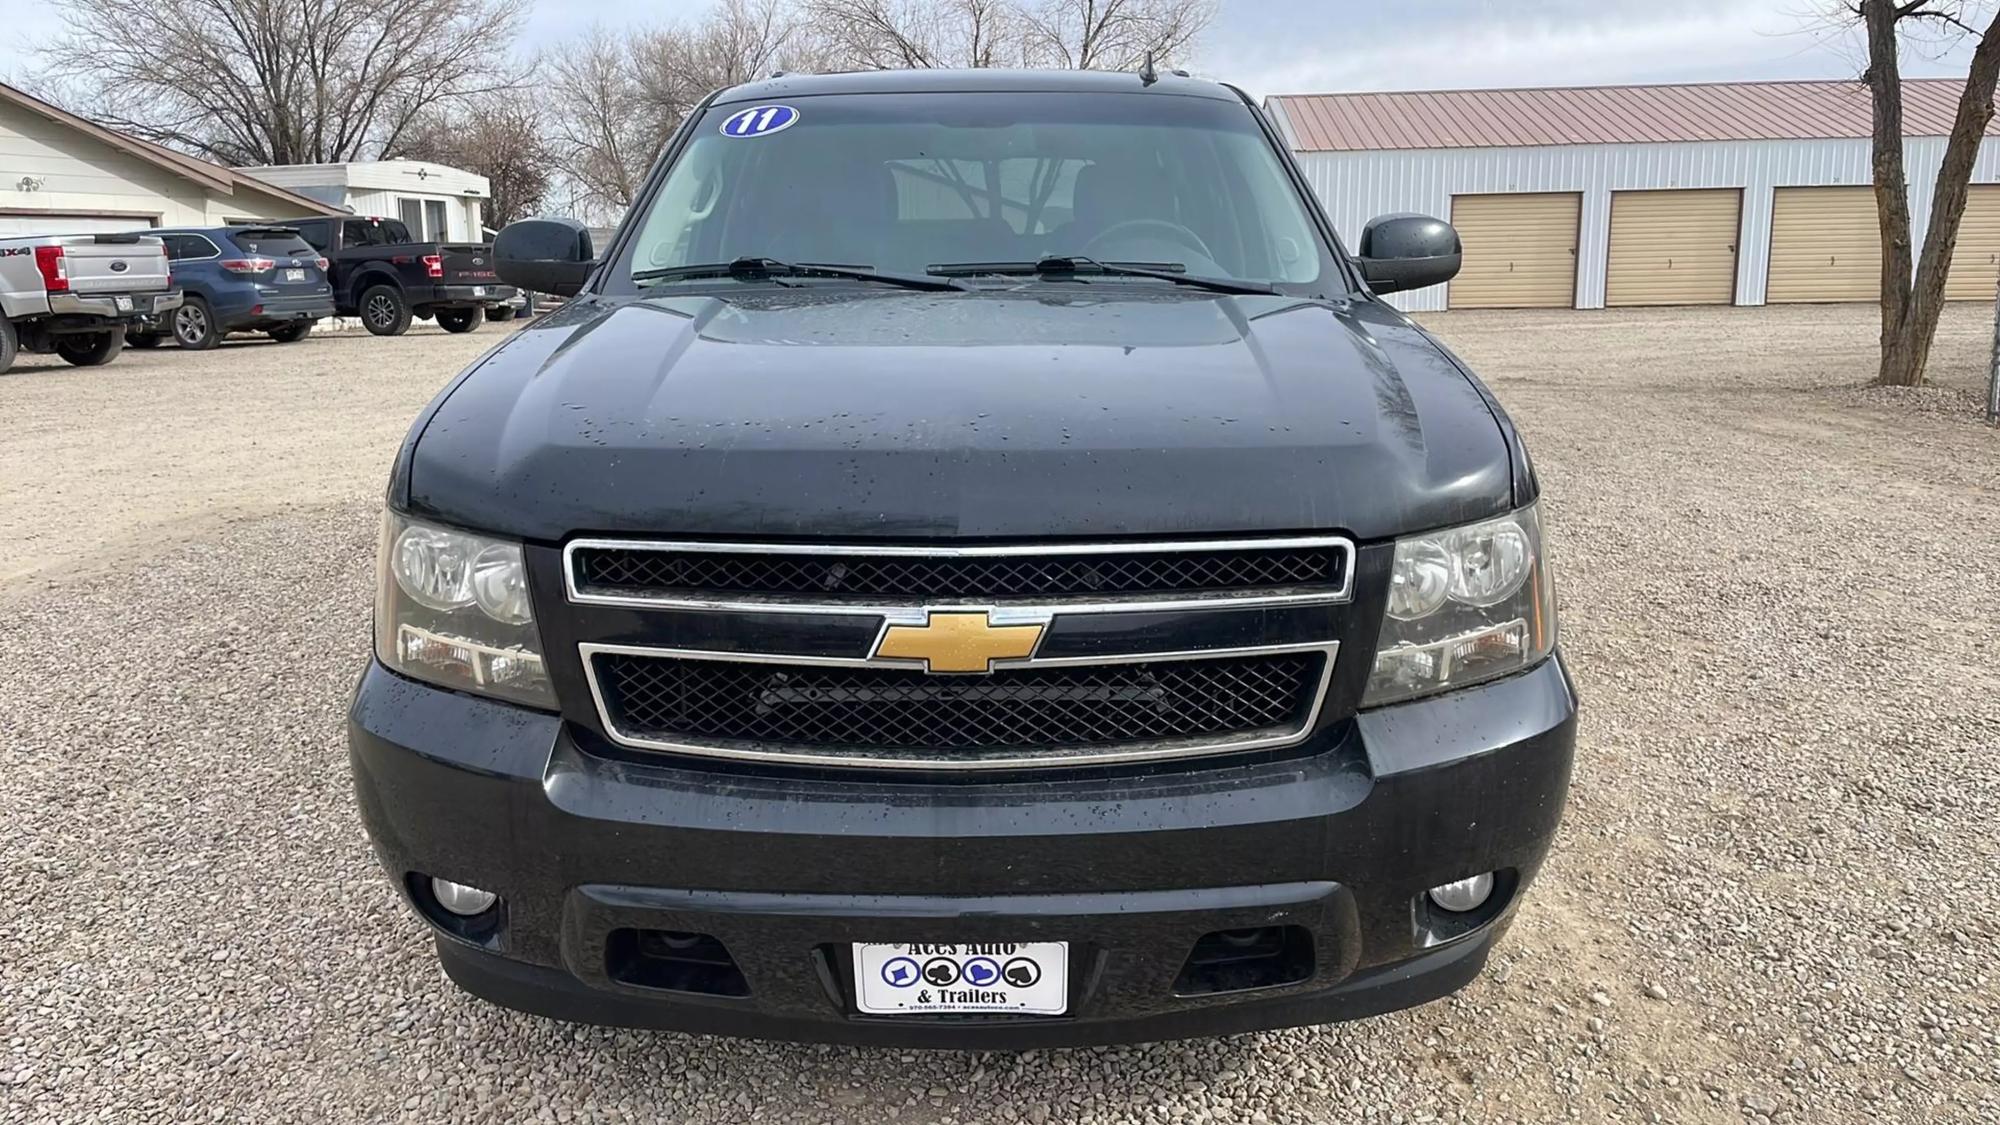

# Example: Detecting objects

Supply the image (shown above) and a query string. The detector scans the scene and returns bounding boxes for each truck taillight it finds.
[423,254,443,279]
[33,245,68,293]
[219,257,277,274]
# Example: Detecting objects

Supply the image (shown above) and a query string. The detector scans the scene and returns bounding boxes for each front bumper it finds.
[349,654,1576,1047]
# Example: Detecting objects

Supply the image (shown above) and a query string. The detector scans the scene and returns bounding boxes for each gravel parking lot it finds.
[2,306,1996,1124]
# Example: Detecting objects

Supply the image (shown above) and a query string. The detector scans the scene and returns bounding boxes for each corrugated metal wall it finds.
[1269,109,2000,311]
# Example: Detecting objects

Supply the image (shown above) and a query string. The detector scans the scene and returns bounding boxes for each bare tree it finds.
[808,0,1024,68]
[34,0,528,166]
[632,0,818,130]
[546,0,829,220]
[394,94,555,230]
[1850,0,2000,386]
[807,0,1209,70]
[1020,0,1215,71]
[546,30,652,218]
[542,0,1213,222]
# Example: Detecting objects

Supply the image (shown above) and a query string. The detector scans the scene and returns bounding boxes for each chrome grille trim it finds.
[562,535,1357,615]
[578,640,1340,771]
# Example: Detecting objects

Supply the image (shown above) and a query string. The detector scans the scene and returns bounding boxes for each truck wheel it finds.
[56,329,126,367]
[126,331,163,348]
[0,317,16,375]
[267,321,313,344]
[171,297,220,350]
[435,307,481,334]
[360,285,411,336]
[484,305,517,322]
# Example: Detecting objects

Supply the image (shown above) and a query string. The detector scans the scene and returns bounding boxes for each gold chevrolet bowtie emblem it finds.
[874,612,1044,674]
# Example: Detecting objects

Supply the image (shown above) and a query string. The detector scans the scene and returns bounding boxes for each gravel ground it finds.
[2,305,1996,1124]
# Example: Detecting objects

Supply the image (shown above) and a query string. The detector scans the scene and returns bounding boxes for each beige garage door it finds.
[1945,184,2000,300]
[1448,193,1580,309]
[1605,189,1741,306]
[1768,186,1879,303]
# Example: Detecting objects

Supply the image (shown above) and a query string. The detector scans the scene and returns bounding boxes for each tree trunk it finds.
[1865,0,2000,387]
[1862,0,1917,383]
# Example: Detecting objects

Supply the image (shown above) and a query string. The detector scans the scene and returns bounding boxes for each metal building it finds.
[1266,79,2000,311]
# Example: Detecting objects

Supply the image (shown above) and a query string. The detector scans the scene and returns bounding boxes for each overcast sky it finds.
[0,0,1984,98]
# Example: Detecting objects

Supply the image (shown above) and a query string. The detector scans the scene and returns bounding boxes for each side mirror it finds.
[1357,214,1461,295]
[495,217,597,297]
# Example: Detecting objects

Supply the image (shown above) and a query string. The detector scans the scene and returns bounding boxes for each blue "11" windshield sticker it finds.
[721,105,800,138]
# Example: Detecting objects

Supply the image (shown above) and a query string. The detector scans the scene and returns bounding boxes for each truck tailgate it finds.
[54,235,171,294]
[438,244,500,286]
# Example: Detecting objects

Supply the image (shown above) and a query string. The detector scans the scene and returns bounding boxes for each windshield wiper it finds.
[928,255,1278,295]
[633,257,966,292]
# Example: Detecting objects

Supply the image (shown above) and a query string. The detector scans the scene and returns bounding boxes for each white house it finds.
[236,160,490,242]
[1267,78,2000,311]
[0,81,342,235]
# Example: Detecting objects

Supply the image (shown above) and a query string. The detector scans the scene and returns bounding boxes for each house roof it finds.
[1269,78,1979,153]
[0,82,344,215]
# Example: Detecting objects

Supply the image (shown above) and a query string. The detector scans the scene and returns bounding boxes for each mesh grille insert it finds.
[572,544,1346,602]
[593,652,1325,757]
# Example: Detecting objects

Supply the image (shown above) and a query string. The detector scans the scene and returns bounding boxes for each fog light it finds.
[430,877,498,916]
[1428,873,1495,913]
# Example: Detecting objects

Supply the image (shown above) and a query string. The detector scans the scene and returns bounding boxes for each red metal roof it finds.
[1269,78,1978,152]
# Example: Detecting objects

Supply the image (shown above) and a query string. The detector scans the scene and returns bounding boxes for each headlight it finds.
[1363,502,1556,707]
[375,512,555,708]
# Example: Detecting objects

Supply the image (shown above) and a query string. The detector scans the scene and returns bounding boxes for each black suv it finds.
[348,69,1576,1047]
[283,215,516,335]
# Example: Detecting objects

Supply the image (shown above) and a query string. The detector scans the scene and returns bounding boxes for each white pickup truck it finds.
[0,232,182,374]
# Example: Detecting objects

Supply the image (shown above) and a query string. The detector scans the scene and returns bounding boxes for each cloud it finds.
[1205,0,1881,97]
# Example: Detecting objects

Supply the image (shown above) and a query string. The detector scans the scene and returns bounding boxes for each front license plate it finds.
[854,942,1068,1015]
[285,268,306,282]
[113,296,132,312]
[472,285,487,297]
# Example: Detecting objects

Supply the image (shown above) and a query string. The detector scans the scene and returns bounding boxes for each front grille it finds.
[591,651,1326,762]
[569,542,1348,603]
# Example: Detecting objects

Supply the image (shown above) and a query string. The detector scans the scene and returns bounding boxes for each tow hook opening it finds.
[607,929,752,998]
[1173,926,1315,996]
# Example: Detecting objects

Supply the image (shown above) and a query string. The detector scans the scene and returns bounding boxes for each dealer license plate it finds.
[285,268,306,282]
[853,942,1068,1015]
[472,285,487,297]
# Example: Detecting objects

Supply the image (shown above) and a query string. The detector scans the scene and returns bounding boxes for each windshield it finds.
[619,91,1336,291]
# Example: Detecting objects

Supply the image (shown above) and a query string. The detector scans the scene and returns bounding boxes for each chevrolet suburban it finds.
[347,68,1578,1047]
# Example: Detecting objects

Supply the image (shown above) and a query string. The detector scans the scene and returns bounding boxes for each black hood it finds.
[401,288,1515,544]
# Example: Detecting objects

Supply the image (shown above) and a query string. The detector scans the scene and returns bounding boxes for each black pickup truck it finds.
[282,215,516,336]
[348,68,1576,1047]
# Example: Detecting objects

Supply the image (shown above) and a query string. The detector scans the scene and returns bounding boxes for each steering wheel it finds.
[1082,219,1215,263]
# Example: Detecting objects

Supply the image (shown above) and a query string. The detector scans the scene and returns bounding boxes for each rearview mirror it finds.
[1357,214,1461,295]
[495,217,597,297]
